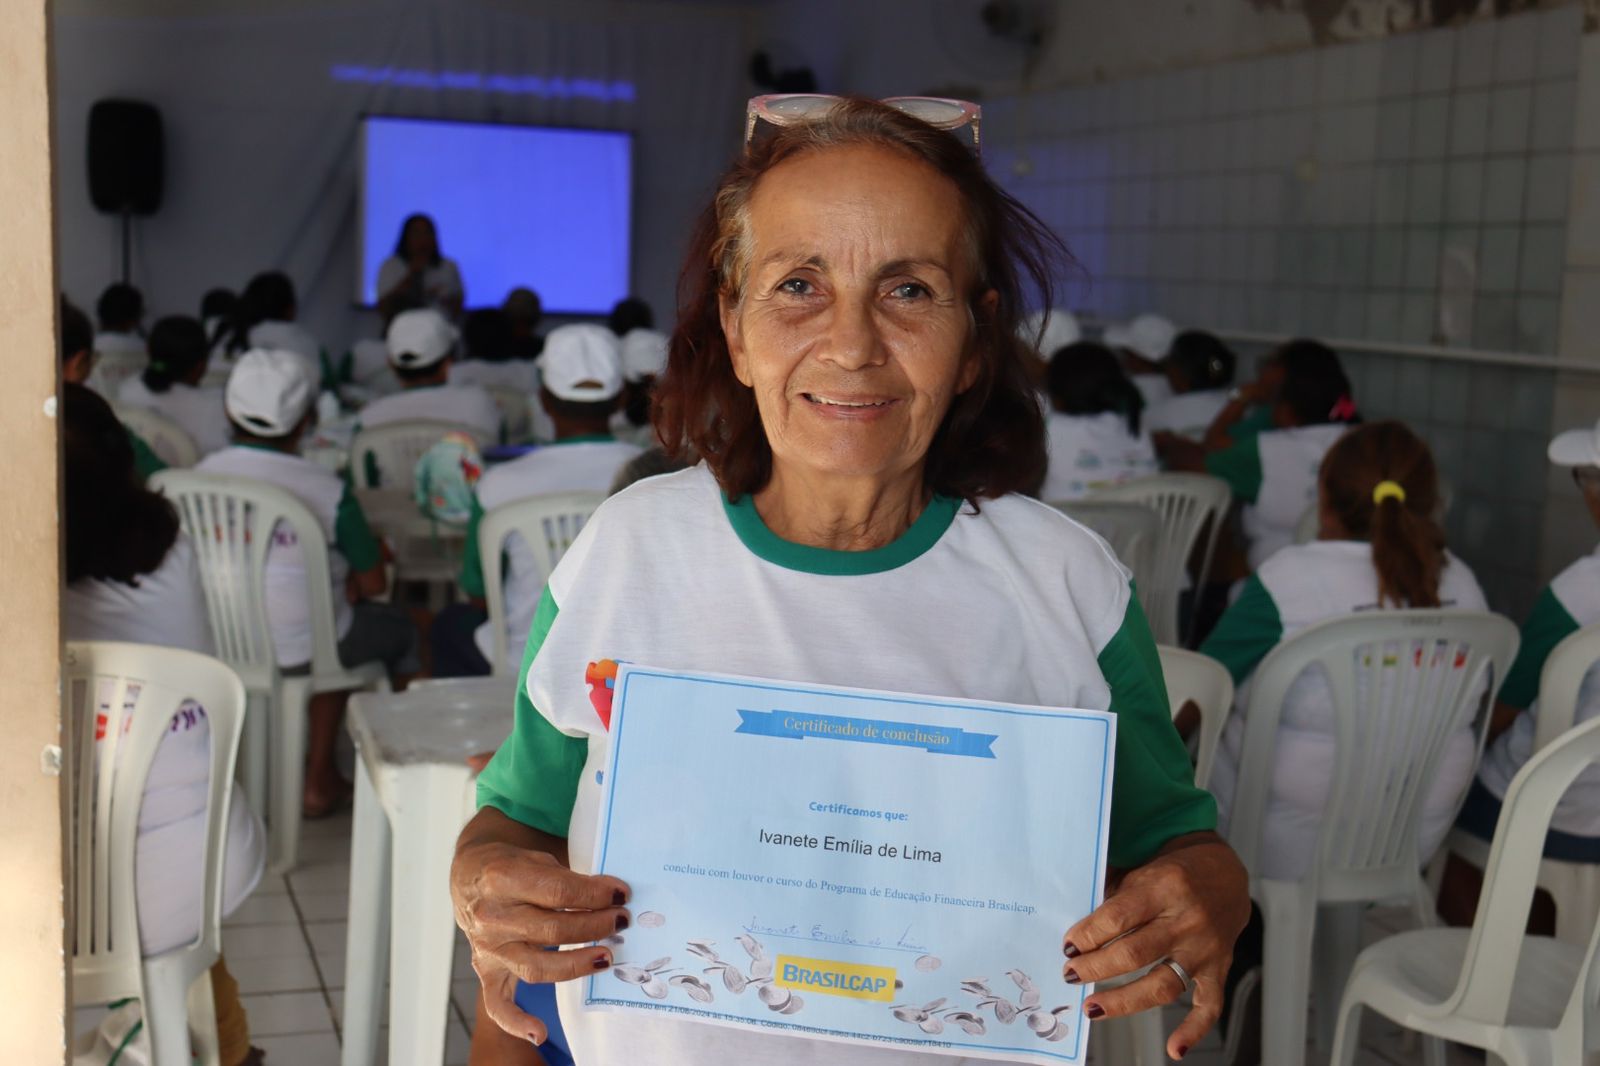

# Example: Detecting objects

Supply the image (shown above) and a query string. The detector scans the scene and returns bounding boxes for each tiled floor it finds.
[75,811,1480,1065]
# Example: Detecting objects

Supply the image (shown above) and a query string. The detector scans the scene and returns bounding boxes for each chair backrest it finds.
[115,404,201,468]
[67,641,245,1003]
[88,350,146,398]
[1159,646,1235,790]
[1533,623,1600,755]
[1444,715,1600,1032]
[150,470,345,682]
[486,387,532,443]
[349,420,488,490]
[1088,474,1232,645]
[1228,610,1519,899]
[1051,500,1162,592]
[479,491,605,673]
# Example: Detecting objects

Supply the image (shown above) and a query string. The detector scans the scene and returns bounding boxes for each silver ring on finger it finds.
[1161,957,1195,994]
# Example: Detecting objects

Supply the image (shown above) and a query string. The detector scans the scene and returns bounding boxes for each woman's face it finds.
[405,217,438,259]
[722,143,990,490]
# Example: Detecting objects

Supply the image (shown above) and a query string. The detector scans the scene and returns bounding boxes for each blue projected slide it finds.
[359,116,632,314]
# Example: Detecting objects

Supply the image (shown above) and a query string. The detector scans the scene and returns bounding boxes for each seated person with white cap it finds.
[1105,311,1179,408]
[433,324,644,677]
[359,307,503,445]
[1440,417,1600,929]
[197,350,420,816]
[611,326,668,447]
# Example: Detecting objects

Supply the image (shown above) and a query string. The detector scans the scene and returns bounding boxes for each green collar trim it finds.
[722,491,960,576]
[550,433,616,446]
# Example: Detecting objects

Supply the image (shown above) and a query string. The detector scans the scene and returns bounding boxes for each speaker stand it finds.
[119,208,132,284]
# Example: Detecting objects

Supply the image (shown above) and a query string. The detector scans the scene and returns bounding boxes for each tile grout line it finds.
[284,872,345,1043]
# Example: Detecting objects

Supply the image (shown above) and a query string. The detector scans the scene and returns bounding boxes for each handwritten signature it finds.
[744,916,927,954]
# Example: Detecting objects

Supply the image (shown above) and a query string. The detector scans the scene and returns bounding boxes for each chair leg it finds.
[1328,994,1363,1066]
[186,966,221,1066]
[1312,903,1363,1053]
[140,961,197,1066]
[1259,880,1316,1066]
[240,689,270,818]
[269,678,311,874]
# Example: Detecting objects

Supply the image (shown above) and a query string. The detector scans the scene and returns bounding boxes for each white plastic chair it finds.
[1441,622,1600,947]
[151,470,387,872]
[1051,499,1162,592]
[88,348,147,399]
[1160,645,1234,790]
[479,491,605,674]
[1332,714,1600,1066]
[349,419,489,491]
[1089,473,1232,645]
[115,404,201,468]
[67,641,246,1066]
[1226,610,1519,1066]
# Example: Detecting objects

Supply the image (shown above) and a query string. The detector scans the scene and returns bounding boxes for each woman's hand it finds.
[452,807,632,1046]
[1061,832,1250,1061]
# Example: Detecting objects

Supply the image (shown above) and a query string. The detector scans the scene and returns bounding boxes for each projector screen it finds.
[358,116,632,314]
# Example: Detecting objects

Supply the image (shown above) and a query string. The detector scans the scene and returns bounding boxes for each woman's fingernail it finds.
[616,913,630,931]
[1086,1003,1105,1020]
[1063,941,1080,959]
[612,890,627,906]
[593,956,611,970]
[1177,1045,1190,1059]
[1064,968,1081,985]
[527,1033,544,1047]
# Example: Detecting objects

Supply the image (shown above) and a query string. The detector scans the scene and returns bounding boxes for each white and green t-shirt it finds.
[1201,540,1488,880]
[457,435,644,664]
[193,444,382,666]
[1144,389,1230,438]
[1040,411,1159,502]
[116,377,233,456]
[359,382,503,444]
[1205,423,1348,569]
[477,464,1215,1065]
[1477,544,1600,836]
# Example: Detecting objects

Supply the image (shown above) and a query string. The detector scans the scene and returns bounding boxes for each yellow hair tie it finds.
[1373,480,1406,505]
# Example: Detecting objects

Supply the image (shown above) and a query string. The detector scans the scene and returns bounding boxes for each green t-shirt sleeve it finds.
[1231,406,1275,442]
[334,486,383,572]
[128,429,167,480]
[458,496,487,599]
[476,588,587,836]
[1198,575,1284,685]
[1499,586,1582,709]
[1098,590,1219,868]
[1204,437,1264,503]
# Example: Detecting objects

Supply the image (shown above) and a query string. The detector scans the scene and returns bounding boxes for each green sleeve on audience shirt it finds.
[458,496,487,600]
[1199,575,1284,685]
[128,429,167,480]
[1230,406,1275,442]
[1499,587,1582,710]
[1098,589,1220,868]
[1204,437,1264,504]
[333,486,383,572]
[476,589,586,837]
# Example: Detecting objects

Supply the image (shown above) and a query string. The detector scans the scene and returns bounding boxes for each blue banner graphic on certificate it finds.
[583,665,1117,1063]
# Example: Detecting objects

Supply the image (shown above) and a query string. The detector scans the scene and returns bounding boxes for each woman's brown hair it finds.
[653,97,1072,504]
[1319,421,1445,608]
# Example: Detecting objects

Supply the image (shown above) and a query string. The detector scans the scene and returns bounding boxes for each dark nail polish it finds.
[612,890,626,906]
[1064,968,1081,985]
[1086,1003,1105,1020]
[615,913,630,931]
[593,956,610,970]
[1176,1045,1190,1059]
[1063,941,1081,959]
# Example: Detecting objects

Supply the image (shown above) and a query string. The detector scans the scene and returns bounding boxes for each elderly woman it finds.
[451,97,1249,1065]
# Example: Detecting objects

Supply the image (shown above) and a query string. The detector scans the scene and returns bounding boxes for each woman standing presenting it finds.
[377,212,464,319]
[452,97,1249,1065]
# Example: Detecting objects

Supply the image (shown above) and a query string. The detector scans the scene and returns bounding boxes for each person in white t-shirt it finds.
[223,271,323,373]
[452,97,1248,1066]
[1039,341,1158,501]
[87,282,148,398]
[196,349,419,816]
[62,383,267,1066]
[358,308,503,447]
[609,326,668,447]
[434,324,643,677]
[1438,418,1600,931]
[117,315,233,455]
[376,213,464,320]
[1141,330,1237,438]
[1105,311,1178,408]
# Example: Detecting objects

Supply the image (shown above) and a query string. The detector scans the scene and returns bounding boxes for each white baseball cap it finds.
[1020,308,1081,360]
[1550,419,1600,468]
[225,348,315,437]
[386,308,458,370]
[541,324,624,402]
[1103,312,1178,361]
[620,327,669,381]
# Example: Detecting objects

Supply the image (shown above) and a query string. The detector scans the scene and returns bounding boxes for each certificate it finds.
[583,665,1116,1063]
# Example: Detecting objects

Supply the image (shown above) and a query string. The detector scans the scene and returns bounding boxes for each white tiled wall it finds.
[986,6,1584,356]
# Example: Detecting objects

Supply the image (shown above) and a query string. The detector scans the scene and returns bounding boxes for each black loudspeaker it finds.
[88,99,164,215]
